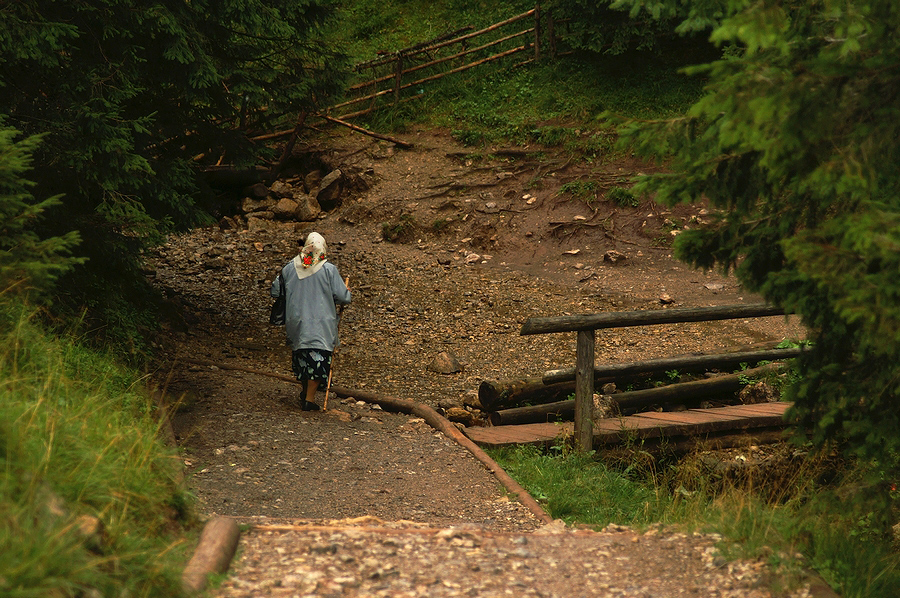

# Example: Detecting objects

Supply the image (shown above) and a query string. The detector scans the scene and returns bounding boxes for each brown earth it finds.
[148,126,823,596]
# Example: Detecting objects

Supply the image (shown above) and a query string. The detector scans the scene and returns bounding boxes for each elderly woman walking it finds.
[271,232,351,411]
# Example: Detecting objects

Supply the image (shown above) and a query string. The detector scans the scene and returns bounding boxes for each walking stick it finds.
[324,277,349,411]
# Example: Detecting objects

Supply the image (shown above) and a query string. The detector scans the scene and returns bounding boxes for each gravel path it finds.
[149,128,821,597]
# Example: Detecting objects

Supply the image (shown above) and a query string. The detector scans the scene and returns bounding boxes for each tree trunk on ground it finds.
[479,345,800,412]
[543,345,802,385]
[489,364,782,426]
[477,378,575,412]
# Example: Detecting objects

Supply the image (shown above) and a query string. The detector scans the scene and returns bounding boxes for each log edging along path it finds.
[181,516,241,594]
[172,356,554,591]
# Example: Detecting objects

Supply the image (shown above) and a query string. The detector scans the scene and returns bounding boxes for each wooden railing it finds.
[520,304,789,452]
[330,7,544,120]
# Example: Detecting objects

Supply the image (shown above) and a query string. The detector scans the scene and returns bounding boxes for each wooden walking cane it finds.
[324,277,349,411]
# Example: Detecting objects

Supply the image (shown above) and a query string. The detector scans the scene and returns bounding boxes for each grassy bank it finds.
[490,444,900,597]
[0,299,194,597]
[333,0,709,146]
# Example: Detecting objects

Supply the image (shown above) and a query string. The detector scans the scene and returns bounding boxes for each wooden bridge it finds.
[463,402,791,450]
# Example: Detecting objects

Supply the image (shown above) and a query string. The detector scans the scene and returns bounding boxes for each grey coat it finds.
[270,260,351,352]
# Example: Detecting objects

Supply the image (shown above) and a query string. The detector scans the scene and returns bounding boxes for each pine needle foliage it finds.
[612,0,900,484]
[0,125,82,298]
[0,0,345,342]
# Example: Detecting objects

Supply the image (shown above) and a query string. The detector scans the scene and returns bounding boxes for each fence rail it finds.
[330,7,543,120]
[519,304,791,452]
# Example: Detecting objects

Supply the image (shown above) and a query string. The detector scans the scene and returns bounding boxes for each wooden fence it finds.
[330,5,573,121]
[519,304,790,452]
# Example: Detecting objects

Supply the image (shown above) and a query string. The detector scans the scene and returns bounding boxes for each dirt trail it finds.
[149,127,818,596]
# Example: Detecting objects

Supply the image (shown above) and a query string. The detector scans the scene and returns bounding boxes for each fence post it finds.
[394,52,403,105]
[534,3,541,61]
[548,11,556,59]
[574,329,594,452]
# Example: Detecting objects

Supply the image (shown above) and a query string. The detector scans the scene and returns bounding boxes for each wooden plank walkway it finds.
[463,402,792,449]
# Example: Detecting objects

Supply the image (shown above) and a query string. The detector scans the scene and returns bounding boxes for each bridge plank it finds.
[463,403,792,449]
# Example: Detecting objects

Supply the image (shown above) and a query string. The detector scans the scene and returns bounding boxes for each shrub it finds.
[608,186,638,207]
[381,214,417,243]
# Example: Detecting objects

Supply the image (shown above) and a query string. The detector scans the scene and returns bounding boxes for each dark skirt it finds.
[291,348,333,382]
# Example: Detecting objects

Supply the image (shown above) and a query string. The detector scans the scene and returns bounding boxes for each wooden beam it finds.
[542,346,803,385]
[521,304,786,335]
[574,329,595,452]
[490,364,783,426]
[181,517,241,594]
[478,377,575,412]
[319,115,414,149]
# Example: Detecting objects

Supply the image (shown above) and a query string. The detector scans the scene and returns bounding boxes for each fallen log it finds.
[479,346,801,412]
[542,346,803,385]
[181,516,241,594]
[478,378,575,412]
[489,398,573,426]
[600,428,789,459]
[319,115,414,149]
[489,364,781,426]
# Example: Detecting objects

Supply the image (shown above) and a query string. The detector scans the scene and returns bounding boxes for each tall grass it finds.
[0,300,193,597]
[491,444,900,597]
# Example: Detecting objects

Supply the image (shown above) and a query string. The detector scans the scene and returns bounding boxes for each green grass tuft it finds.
[490,443,900,597]
[0,299,194,597]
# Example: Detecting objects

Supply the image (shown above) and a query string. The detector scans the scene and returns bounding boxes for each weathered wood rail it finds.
[326,2,592,121]
[519,303,791,452]
[478,343,803,412]
[331,7,542,120]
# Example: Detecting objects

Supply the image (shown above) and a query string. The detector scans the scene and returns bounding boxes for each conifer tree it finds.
[613,0,900,472]
[0,125,81,298]
[0,0,343,336]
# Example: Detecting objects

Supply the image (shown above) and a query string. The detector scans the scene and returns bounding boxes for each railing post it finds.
[534,3,541,61]
[548,11,556,59]
[574,329,594,453]
[394,52,403,105]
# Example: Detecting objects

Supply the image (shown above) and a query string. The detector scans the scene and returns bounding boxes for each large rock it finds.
[304,170,322,193]
[269,180,295,198]
[245,182,269,199]
[315,169,343,210]
[271,198,299,220]
[292,191,321,221]
[241,196,276,213]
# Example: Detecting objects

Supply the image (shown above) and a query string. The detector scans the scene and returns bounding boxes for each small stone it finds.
[427,351,463,374]
[444,407,475,427]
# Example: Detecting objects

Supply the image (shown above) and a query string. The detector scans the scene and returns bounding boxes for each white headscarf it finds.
[293,232,328,280]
